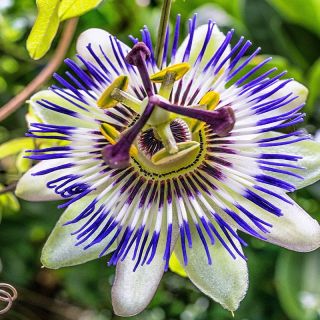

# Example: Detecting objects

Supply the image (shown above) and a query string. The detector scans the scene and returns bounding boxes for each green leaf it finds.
[58,0,103,21]
[276,251,320,320]
[26,0,60,60]
[0,185,20,216]
[268,0,320,36]
[16,150,33,173]
[213,0,244,20]
[0,138,34,160]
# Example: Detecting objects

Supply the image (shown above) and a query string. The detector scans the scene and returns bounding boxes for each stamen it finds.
[97,75,129,109]
[126,42,154,97]
[102,101,155,168]
[192,91,220,132]
[151,63,190,99]
[150,95,235,137]
[159,72,176,99]
[100,123,118,144]
[199,91,220,110]
[150,63,190,82]
[111,88,142,113]
[100,123,138,156]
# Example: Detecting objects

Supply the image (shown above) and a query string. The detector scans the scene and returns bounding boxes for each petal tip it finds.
[76,28,110,57]
[220,267,249,312]
[15,161,64,202]
[111,273,150,317]
[294,219,320,252]
[111,293,145,317]
[40,245,62,270]
[15,172,41,201]
[265,196,320,252]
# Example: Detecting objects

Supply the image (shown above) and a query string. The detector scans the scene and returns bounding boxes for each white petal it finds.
[29,90,97,128]
[174,226,248,312]
[296,140,320,189]
[261,80,308,118]
[41,194,115,269]
[269,136,320,189]
[175,24,229,70]
[237,131,320,189]
[112,223,179,317]
[259,194,320,251]
[15,159,71,201]
[231,190,320,252]
[76,28,130,69]
[234,80,308,130]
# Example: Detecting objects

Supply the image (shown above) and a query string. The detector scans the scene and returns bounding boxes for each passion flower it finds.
[16,15,320,317]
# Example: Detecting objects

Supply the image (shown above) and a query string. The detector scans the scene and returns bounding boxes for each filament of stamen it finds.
[159,72,176,99]
[97,76,129,109]
[111,88,142,113]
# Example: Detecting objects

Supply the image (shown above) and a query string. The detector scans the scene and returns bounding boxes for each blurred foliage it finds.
[0,0,320,319]
[27,0,103,59]
[276,250,320,320]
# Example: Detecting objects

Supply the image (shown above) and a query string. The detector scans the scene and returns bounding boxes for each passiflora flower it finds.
[16,15,320,317]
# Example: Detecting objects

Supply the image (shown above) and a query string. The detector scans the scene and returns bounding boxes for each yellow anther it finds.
[129,145,138,157]
[192,91,220,133]
[199,91,220,111]
[150,63,191,83]
[111,88,142,113]
[97,75,129,109]
[100,123,138,156]
[100,123,119,144]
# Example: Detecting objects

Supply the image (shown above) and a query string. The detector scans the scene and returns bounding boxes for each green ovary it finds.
[132,129,207,180]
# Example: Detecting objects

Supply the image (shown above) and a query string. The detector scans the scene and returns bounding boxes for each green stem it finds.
[155,0,173,68]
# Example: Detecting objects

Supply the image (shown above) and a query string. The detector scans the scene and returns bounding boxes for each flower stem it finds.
[155,0,173,68]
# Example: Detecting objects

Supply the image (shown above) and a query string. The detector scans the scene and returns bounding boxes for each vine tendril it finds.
[0,283,18,314]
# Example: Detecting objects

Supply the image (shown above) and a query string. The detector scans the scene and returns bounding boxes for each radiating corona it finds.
[18,14,320,318]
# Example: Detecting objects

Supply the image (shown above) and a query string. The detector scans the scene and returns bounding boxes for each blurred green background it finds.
[0,0,320,319]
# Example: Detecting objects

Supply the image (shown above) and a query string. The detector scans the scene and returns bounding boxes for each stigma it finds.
[99,42,235,169]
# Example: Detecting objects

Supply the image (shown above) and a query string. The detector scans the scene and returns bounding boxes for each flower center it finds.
[138,119,191,159]
[99,42,236,169]
[132,129,207,180]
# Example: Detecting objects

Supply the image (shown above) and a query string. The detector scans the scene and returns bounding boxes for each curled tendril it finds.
[0,283,17,314]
